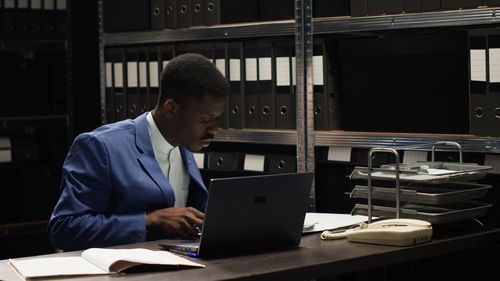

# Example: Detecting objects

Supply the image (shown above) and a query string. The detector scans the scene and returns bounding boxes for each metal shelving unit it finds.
[104,20,296,46]
[214,129,297,145]
[315,131,500,154]
[0,39,66,52]
[100,6,500,151]
[314,7,500,34]
[0,115,68,130]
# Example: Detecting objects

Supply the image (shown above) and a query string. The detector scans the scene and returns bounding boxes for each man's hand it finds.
[146,207,204,238]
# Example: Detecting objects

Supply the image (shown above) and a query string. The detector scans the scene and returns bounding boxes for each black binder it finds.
[105,49,115,123]
[42,0,56,39]
[403,0,421,12]
[228,42,244,129]
[275,39,295,129]
[54,0,66,38]
[367,0,385,15]
[214,42,228,129]
[350,0,367,16]
[177,0,192,28]
[487,34,500,137]
[150,0,165,30]
[243,41,260,128]
[441,0,461,10]
[385,0,403,14]
[137,49,149,116]
[165,0,178,29]
[313,0,350,17]
[267,154,296,174]
[125,47,141,119]
[258,0,294,21]
[112,48,126,121]
[16,6,30,40]
[462,0,481,8]
[258,40,276,129]
[313,39,328,130]
[220,0,258,24]
[147,46,161,112]
[421,0,440,11]
[207,152,237,171]
[469,35,487,95]
[2,6,16,40]
[203,0,220,26]
[103,0,150,32]
[191,0,204,26]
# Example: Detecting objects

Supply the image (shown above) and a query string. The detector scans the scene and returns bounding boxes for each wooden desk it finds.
[1,224,499,281]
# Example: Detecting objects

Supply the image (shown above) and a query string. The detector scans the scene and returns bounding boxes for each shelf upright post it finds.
[295,0,315,210]
[66,0,74,141]
[98,0,106,125]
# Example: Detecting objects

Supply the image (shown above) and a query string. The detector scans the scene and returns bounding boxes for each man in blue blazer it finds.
[48,53,229,251]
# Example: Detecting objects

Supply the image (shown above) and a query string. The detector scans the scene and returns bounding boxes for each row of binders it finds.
[103,0,351,32]
[105,38,336,130]
[0,136,40,163]
[469,29,500,137]
[351,0,500,16]
[103,0,500,32]
[0,0,66,40]
[193,151,296,174]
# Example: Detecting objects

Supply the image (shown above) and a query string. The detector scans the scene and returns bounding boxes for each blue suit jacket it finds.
[48,113,208,250]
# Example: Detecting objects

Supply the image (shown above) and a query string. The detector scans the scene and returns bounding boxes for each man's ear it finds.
[161,99,178,118]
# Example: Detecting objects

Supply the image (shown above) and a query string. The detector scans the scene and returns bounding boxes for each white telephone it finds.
[320,218,433,246]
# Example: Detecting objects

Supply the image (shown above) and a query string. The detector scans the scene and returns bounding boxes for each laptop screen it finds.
[161,172,313,257]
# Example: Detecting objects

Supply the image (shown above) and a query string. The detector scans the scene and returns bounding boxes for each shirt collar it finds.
[146,111,176,156]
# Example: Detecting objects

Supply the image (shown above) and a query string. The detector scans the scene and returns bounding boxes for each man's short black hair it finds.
[158,53,229,107]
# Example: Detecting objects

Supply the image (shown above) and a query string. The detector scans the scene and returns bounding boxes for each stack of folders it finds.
[104,39,335,130]
[0,0,66,40]
[469,29,500,137]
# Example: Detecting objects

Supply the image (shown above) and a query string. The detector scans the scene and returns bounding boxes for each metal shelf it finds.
[103,20,295,46]
[214,129,297,145]
[0,115,68,130]
[314,7,500,34]
[0,220,48,238]
[315,131,500,154]
[103,8,500,46]
[0,40,66,52]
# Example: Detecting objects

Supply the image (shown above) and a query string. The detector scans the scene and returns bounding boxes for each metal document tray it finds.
[351,201,492,224]
[350,162,491,184]
[350,182,492,205]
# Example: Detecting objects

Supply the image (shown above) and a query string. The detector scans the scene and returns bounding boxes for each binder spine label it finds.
[127,62,139,88]
[229,59,241,81]
[215,59,226,77]
[489,49,500,83]
[312,55,324,85]
[105,63,113,88]
[276,57,291,86]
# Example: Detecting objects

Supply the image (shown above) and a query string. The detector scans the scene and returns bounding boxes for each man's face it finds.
[171,95,225,152]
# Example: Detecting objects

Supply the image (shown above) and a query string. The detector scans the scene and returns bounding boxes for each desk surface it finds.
[1,224,499,281]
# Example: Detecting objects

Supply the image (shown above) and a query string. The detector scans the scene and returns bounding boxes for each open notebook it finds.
[9,248,204,279]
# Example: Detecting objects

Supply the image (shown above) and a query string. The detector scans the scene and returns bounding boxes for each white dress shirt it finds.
[146,112,190,207]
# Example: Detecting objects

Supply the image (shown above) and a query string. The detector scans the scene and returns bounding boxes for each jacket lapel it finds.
[134,113,175,206]
[180,147,208,193]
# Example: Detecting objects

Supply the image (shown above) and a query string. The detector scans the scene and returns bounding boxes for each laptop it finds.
[160,172,313,258]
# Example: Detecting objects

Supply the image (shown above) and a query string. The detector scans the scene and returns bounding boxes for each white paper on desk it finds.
[303,213,372,233]
[9,256,109,278]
